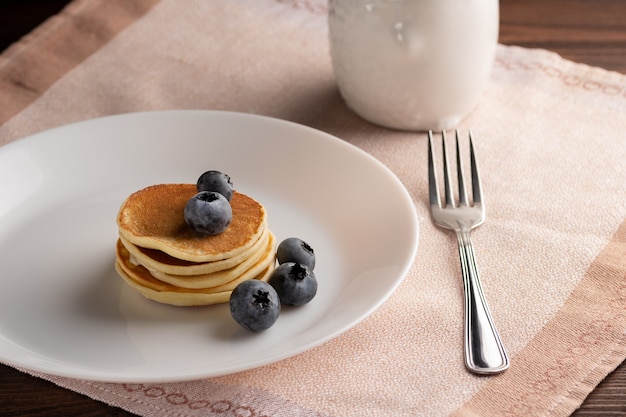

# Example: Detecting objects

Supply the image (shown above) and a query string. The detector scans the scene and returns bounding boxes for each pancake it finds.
[117,184,267,263]
[119,222,268,276]
[115,241,274,306]
[115,261,274,307]
[138,232,275,289]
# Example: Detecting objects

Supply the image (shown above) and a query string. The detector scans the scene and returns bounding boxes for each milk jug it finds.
[328,0,499,130]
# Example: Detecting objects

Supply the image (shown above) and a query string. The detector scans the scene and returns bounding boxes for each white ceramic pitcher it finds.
[328,0,499,131]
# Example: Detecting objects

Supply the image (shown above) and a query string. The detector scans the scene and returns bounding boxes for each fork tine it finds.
[427,131,441,208]
[469,130,483,205]
[456,130,469,207]
[442,131,455,208]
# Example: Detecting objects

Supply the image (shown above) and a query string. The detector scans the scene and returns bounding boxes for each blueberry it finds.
[197,170,234,201]
[184,191,232,235]
[276,237,315,270]
[268,262,317,306]
[230,280,281,332]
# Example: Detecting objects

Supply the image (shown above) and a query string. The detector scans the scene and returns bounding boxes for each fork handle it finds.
[456,231,509,374]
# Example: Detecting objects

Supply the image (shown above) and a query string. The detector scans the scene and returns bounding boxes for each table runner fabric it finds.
[1,0,626,416]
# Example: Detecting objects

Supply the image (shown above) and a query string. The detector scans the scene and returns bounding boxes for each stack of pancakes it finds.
[115,184,275,306]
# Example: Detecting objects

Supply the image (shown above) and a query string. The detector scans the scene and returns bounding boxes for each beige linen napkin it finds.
[1,0,626,416]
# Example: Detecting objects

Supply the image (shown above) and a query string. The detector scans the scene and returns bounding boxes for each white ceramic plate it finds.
[0,111,418,382]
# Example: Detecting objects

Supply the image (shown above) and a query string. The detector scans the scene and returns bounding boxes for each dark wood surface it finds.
[1,0,625,416]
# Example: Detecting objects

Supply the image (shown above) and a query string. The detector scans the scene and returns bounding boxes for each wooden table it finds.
[1,1,625,415]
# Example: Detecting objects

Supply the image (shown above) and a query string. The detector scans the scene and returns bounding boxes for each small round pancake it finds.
[119,223,268,276]
[116,262,273,306]
[117,185,267,263]
[115,244,274,306]
[147,232,275,289]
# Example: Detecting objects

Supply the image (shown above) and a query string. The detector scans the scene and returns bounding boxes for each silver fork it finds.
[428,130,509,374]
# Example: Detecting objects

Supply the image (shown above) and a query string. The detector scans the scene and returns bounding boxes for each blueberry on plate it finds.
[230,280,281,332]
[197,170,234,201]
[184,191,232,235]
[268,262,317,306]
[276,237,316,270]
